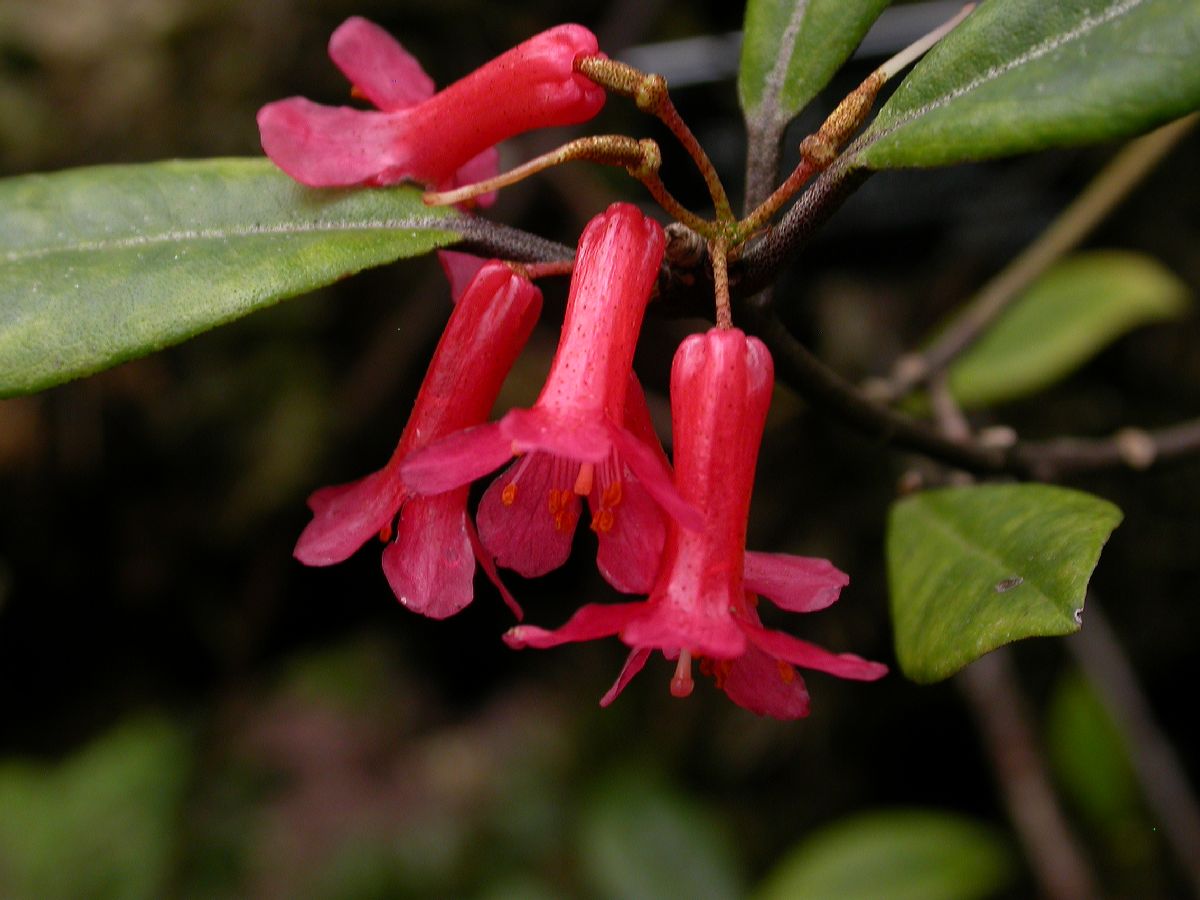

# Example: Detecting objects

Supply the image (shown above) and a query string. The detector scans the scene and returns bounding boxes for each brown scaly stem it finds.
[710,238,732,329]
[511,260,575,280]
[426,133,717,239]
[575,56,734,223]
[736,5,975,242]
[423,135,652,207]
[632,161,720,238]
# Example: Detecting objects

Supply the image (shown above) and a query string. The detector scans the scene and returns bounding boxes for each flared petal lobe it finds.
[294,262,541,617]
[328,16,435,111]
[382,489,475,619]
[259,23,604,188]
[743,551,848,613]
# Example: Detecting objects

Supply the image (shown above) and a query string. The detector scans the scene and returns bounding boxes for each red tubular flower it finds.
[504,328,887,719]
[294,261,541,619]
[257,19,605,189]
[401,203,701,591]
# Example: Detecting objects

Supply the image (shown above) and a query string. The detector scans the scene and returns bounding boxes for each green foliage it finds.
[0,718,191,900]
[754,809,1014,900]
[945,251,1190,409]
[1045,672,1160,882]
[739,0,890,128]
[578,768,744,900]
[858,0,1200,168]
[887,484,1122,683]
[0,158,461,397]
[1045,672,1140,829]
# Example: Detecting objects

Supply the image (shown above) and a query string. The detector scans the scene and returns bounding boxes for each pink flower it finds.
[257,19,605,190]
[401,203,701,592]
[504,328,887,719]
[294,261,541,619]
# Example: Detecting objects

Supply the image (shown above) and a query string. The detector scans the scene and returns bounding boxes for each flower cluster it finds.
[261,19,885,719]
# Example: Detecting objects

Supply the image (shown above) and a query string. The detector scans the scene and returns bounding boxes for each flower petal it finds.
[294,465,405,566]
[740,620,888,681]
[743,551,848,613]
[504,601,644,649]
[382,490,475,619]
[592,465,665,594]
[600,647,653,707]
[500,407,613,462]
[437,251,489,304]
[257,98,409,187]
[328,16,435,111]
[477,455,578,579]
[620,596,747,660]
[610,425,703,531]
[401,421,512,495]
[720,646,812,720]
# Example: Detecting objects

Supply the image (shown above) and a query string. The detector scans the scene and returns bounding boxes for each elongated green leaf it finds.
[946,251,1190,409]
[0,158,462,396]
[739,0,891,127]
[755,810,1013,900]
[857,0,1200,169]
[887,484,1122,683]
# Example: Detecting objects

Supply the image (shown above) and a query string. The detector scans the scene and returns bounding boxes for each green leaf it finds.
[579,768,743,900]
[887,484,1122,683]
[857,0,1200,169]
[0,158,462,397]
[739,0,891,127]
[755,810,1013,900]
[945,251,1190,409]
[1046,672,1141,829]
[0,718,191,900]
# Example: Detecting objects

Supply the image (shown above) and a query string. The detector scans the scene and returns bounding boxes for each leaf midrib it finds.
[904,497,1055,606]
[1,216,460,265]
[851,0,1146,163]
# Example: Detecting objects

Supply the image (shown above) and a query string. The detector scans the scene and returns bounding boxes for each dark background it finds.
[2,1,1198,896]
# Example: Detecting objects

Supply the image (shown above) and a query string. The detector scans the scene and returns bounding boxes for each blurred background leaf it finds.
[754,809,1014,900]
[939,251,1190,409]
[0,717,191,900]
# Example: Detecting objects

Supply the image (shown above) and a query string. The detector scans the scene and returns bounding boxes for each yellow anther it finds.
[591,508,615,534]
[601,480,623,508]
[777,661,795,684]
[501,483,518,506]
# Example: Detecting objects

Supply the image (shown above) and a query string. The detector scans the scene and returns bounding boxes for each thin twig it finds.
[744,301,1200,479]
[876,113,1198,402]
[1068,601,1200,896]
[958,649,1101,900]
